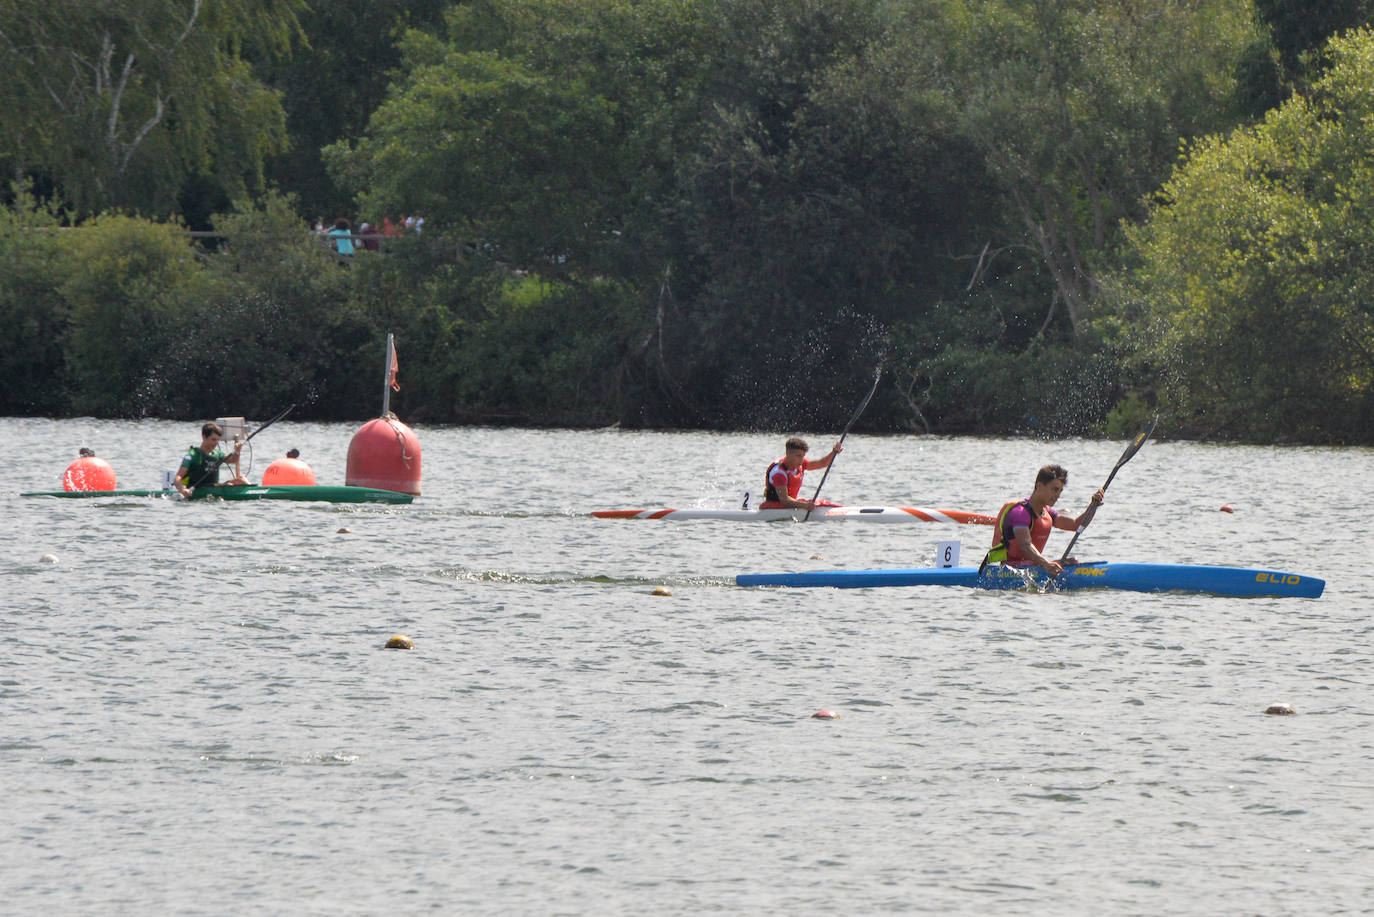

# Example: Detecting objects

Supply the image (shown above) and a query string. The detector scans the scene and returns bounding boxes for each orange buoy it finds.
[346,414,421,495]
[1219,504,1235,513]
[262,450,317,486]
[811,710,841,720]
[62,450,117,492]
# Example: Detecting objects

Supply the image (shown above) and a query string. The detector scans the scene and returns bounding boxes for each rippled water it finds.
[3,417,1372,915]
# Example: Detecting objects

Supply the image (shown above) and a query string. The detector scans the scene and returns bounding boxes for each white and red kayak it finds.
[592,506,995,525]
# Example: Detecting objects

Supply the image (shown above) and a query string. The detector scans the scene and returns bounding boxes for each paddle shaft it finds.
[244,403,296,444]
[803,367,882,521]
[1058,416,1157,561]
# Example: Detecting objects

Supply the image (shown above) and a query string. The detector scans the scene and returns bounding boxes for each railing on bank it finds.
[186,229,399,258]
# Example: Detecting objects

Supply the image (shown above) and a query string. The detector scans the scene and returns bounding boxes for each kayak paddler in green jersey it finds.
[173,421,249,498]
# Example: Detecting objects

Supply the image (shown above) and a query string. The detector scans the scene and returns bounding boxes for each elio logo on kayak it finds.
[1256,572,1302,584]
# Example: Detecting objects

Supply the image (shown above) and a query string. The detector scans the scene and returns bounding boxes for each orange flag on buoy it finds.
[388,337,401,392]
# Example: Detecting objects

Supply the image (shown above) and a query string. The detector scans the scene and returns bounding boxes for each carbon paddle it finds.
[1058,415,1158,561]
[803,366,882,521]
[244,404,296,443]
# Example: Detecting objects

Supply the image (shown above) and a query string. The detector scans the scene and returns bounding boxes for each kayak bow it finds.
[736,561,1324,598]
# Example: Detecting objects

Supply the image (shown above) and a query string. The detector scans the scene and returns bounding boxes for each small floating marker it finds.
[385,634,414,650]
[811,710,841,720]
[1265,703,1296,715]
[809,554,825,561]
[337,527,352,534]
[39,553,59,565]
[1219,504,1235,513]
[651,586,672,596]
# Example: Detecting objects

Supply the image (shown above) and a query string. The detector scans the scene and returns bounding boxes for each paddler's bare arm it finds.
[1054,487,1106,530]
[803,442,842,470]
[772,484,815,511]
[223,440,249,485]
[1014,527,1063,576]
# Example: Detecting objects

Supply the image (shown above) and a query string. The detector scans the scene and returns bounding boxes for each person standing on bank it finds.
[329,217,356,256]
[759,437,843,510]
[173,422,249,498]
[982,464,1105,576]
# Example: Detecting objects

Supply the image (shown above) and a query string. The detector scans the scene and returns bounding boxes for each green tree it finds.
[933,0,1262,338]
[0,184,71,414]
[256,0,449,224]
[1113,29,1374,442]
[56,214,221,415]
[0,0,304,219]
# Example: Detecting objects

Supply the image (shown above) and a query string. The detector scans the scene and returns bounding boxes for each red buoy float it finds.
[262,449,317,486]
[346,414,421,495]
[63,449,117,491]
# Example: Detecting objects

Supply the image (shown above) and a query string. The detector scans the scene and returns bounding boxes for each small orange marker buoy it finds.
[651,586,671,596]
[337,527,352,534]
[1220,504,1235,513]
[811,710,840,720]
[385,634,414,649]
[1265,703,1296,715]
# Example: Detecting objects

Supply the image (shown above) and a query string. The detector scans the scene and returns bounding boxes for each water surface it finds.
[2,418,1371,914]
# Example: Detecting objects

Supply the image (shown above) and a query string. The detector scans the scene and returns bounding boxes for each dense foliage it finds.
[2,0,1371,442]
[1109,29,1374,442]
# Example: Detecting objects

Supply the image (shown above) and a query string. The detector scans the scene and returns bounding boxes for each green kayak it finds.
[21,484,413,504]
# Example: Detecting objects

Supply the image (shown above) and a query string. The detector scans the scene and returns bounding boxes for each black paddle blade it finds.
[803,364,883,521]
[840,365,883,441]
[1102,415,1157,488]
[1116,415,1157,469]
[1059,414,1158,560]
[245,404,296,443]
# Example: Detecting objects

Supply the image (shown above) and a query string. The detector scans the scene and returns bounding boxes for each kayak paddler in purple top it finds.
[983,464,1104,575]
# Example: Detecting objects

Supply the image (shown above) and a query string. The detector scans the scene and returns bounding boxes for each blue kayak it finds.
[736,562,1324,598]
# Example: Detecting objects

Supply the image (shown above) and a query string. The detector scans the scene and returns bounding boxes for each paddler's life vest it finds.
[180,446,227,489]
[978,498,1056,573]
[763,458,803,504]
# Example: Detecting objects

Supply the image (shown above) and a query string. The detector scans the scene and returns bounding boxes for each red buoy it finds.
[346,415,421,495]
[262,455,317,486]
[63,453,117,491]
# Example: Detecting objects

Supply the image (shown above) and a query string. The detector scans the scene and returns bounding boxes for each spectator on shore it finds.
[358,222,380,252]
[329,218,356,256]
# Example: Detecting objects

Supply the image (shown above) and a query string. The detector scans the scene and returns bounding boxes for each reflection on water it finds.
[2,418,1372,915]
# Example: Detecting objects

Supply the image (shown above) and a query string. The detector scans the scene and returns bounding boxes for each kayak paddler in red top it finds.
[982,464,1104,576]
[759,437,843,510]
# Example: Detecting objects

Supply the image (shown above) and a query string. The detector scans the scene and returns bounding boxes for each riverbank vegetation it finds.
[2,0,1371,442]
